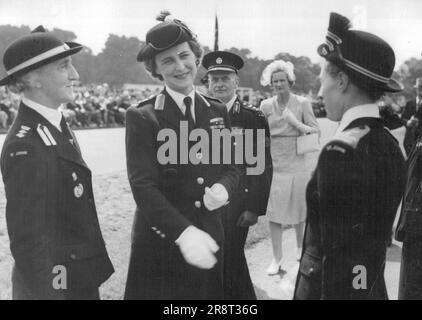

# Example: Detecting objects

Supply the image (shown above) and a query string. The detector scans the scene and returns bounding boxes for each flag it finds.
[214,14,219,51]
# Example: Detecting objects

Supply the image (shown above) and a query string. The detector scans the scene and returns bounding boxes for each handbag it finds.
[297,133,320,155]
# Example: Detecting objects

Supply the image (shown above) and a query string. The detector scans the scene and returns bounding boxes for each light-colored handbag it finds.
[297,133,320,155]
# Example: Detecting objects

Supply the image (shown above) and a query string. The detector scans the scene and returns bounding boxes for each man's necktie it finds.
[183,96,195,128]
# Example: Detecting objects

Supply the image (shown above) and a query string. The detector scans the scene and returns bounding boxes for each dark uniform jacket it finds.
[395,136,422,299]
[403,99,422,156]
[124,89,240,300]
[222,97,272,299]
[294,113,405,300]
[396,137,422,241]
[228,97,272,216]
[0,103,114,299]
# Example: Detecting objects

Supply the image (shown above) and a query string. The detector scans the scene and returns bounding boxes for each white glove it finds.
[282,108,318,134]
[175,226,219,269]
[203,183,229,211]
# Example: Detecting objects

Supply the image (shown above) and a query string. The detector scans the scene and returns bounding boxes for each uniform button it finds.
[197,177,204,185]
[160,234,166,239]
[309,267,314,274]
[196,152,203,160]
[70,254,76,260]
[245,188,249,193]
[195,201,201,208]
[152,226,157,231]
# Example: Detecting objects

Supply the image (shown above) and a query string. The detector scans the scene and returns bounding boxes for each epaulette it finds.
[328,125,370,150]
[137,95,157,109]
[198,92,222,107]
[242,104,265,117]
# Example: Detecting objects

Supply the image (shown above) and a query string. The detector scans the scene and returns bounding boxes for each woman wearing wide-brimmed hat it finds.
[294,12,406,300]
[124,12,239,300]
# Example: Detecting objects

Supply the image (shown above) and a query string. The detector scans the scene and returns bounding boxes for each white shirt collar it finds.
[22,96,63,132]
[225,95,237,112]
[166,86,196,121]
[336,104,380,134]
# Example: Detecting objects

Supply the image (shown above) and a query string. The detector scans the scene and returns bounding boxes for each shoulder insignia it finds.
[15,125,32,138]
[197,92,224,106]
[326,144,346,153]
[137,95,156,108]
[234,101,241,114]
[154,93,165,111]
[36,124,57,146]
[330,125,370,149]
[242,104,266,120]
[197,92,211,107]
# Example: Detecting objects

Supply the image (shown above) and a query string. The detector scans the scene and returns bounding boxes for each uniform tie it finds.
[60,116,77,149]
[184,96,195,127]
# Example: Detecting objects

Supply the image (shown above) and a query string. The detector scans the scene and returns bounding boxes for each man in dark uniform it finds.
[202,51,272,300]
[0,26,114,299]
[396,120,422,299]
[402,78,422,156]
[293,12,405,300]
[124,12,240,300]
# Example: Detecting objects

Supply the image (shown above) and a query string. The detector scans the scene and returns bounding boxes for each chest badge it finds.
[231,126,244,135]
[74,183,84,198]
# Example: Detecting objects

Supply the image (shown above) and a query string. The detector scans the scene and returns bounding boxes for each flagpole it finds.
[214,13,219,51]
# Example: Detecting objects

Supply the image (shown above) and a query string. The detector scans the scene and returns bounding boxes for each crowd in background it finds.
[3,82,414,133]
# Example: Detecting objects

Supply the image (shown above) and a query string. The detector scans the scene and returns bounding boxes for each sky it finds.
[0,0,421,67]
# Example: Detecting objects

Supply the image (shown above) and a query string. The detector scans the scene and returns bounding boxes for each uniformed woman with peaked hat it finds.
[293,12,406,300]
[124,11,239,300]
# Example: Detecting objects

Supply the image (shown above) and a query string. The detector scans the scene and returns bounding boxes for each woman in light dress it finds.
[260,60,320,275]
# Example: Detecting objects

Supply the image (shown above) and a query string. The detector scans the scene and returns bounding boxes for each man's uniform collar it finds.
[225,95,237,112]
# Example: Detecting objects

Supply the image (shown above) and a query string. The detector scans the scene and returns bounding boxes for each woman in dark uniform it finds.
[124,12,239,300]
[293,12,406,300]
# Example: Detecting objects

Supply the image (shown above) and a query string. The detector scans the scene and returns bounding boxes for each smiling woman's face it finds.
[154,42,197,95]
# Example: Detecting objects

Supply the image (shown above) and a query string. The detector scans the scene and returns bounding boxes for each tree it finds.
[95,34,153,87]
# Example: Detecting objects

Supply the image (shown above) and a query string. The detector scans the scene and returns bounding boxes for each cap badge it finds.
[216,57,223,64]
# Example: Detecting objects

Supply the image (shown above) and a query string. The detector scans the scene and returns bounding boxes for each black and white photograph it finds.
[0,0,422,304]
